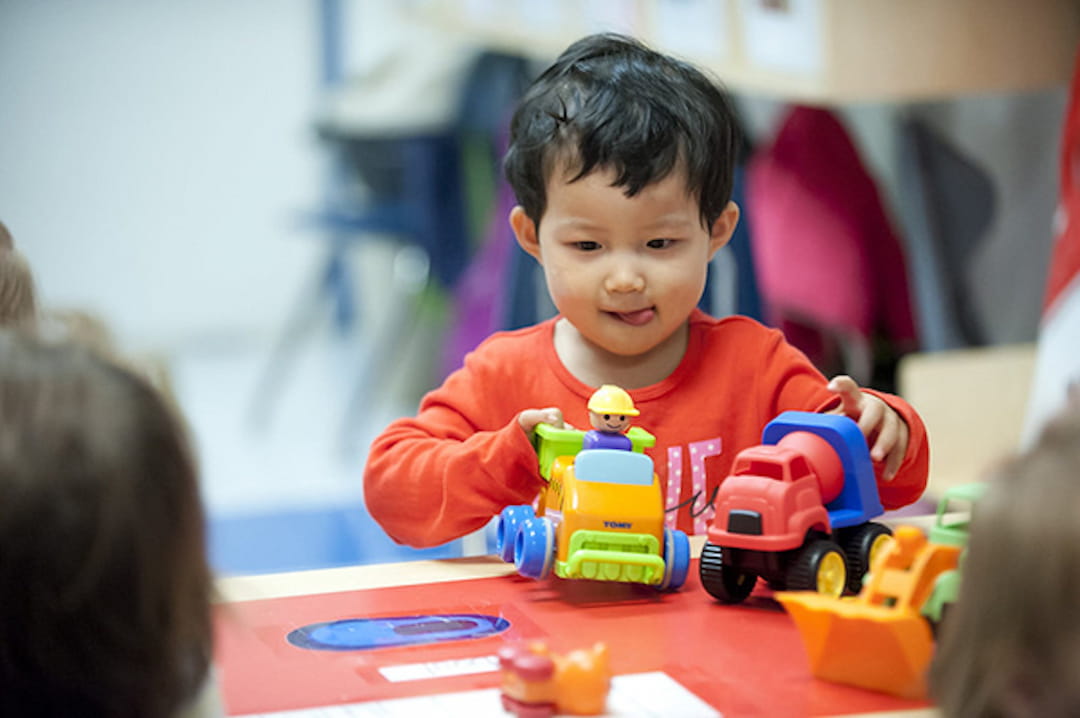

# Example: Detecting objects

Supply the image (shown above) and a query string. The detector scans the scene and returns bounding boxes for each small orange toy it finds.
[497,641,611,717]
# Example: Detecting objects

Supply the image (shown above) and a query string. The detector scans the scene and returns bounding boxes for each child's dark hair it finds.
[504,33,739,229]
[0,330,213,717]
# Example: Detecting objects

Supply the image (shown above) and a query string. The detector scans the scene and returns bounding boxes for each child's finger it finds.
[868,407,898,463]
[875,413,909,480]
[883,448,903,481]
[881,432,906,480]
[860,399,889,443]
[827,375,864,418]
[517,408,565,434]
[541,408,564,427]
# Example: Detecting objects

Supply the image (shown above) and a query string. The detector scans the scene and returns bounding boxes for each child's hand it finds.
[826,375,909,481]
[517,408,568,437]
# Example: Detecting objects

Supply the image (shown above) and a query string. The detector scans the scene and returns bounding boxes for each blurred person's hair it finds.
[0,222,37,327]
[931,404,1080,717]
[0,329,214,717]
[0,220,179,411]
[0,219,13,249]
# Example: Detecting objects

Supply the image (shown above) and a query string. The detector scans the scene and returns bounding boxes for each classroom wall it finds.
[0,0,326,350]
[0,1,1067,357]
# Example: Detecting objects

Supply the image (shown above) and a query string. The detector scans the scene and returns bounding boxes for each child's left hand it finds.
[826,375,909,481]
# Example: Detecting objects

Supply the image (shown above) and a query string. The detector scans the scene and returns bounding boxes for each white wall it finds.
[0,0,328,350]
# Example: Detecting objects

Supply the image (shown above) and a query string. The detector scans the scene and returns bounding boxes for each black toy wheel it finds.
[838,522,893,593]
[699,541,757,604]
[786,540,847,598]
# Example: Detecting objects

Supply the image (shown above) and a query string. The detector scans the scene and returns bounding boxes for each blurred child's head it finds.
[931,406,1080,717]
[0,224,37,327]
[504,33,740,230]
[0,220,13,249]
[0,330,213,717]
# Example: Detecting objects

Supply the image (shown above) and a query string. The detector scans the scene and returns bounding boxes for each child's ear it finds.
[510,206,542,262]
[707,201,740,259]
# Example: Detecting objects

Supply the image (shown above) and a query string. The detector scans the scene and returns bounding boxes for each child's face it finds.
[512,165,736,359]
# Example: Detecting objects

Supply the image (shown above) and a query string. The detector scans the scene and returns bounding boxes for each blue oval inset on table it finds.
[287,613,511,651]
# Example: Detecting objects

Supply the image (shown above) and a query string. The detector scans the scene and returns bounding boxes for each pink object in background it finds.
[746,106,917,380]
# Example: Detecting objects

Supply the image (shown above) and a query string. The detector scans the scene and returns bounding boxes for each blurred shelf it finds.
[407,0,1079,103]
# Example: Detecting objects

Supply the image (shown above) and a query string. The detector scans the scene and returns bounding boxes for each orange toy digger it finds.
[776,525,961,699]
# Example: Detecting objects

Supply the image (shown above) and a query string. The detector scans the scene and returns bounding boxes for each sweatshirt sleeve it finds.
[759,328,930,510]
[362,345,545,548]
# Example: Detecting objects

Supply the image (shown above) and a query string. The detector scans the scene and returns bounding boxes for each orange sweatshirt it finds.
[364,310,929,547]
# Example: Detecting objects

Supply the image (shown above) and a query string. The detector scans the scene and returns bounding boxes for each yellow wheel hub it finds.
[868,533,894,571]
[816,551,847,598]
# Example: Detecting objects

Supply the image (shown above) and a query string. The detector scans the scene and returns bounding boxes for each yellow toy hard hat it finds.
[587,385,639,416]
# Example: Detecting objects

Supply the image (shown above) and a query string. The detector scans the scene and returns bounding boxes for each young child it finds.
[364,33,929,548]
[0,330,220,717]
[930,405,1080,717]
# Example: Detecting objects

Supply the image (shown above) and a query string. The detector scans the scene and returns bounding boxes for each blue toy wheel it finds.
[514,517,554,579]
[660,527,691,590]
[495,505,535,563]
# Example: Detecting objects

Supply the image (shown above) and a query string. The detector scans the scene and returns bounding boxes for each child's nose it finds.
[604,262,645,293]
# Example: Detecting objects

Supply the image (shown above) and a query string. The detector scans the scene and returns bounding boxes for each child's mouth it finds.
[609,308,656,326]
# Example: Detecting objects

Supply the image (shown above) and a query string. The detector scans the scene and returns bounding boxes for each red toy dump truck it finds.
[700,411,891,603]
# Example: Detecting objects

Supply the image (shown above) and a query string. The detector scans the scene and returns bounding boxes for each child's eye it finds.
[574,241,601,251]
[647,238,676,249]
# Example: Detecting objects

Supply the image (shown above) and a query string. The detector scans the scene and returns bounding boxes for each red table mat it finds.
[215,560,931,716]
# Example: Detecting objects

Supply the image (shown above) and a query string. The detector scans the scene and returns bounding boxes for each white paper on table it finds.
[238,670,723,717]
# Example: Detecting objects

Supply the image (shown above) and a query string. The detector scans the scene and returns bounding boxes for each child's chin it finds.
[592,333,663,358]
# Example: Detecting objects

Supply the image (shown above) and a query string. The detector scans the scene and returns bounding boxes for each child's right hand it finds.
[517,408,568,437]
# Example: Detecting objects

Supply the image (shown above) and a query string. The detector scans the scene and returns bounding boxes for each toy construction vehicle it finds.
[700,411,892,603]
[496,420,691,590]
[776,482,986,699]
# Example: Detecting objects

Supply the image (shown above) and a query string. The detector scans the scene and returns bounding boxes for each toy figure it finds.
[582,384,638,451]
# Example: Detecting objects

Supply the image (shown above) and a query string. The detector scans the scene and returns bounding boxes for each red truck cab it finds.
[701,412,891,604]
